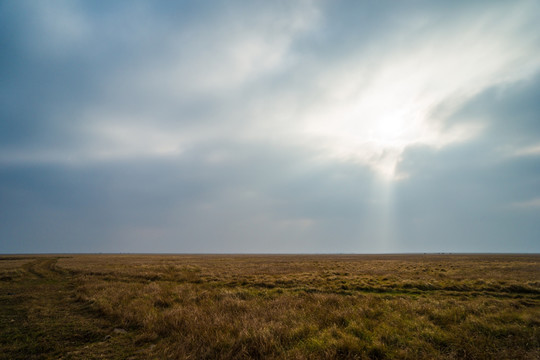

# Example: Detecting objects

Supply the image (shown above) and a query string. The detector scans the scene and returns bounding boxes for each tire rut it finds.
[21,258,68,280]
[1,257,145,359]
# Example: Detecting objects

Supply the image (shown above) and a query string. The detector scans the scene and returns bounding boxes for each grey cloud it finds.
[392,74,540,252]
[393,146,540,252]
[445,73,540,146]
[0,140,389,253]
[1,0,319,162]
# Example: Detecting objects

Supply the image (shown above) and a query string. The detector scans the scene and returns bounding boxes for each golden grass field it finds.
[0,254,538,359]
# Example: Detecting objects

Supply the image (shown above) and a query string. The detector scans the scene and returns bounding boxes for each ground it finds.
[0,254,538,359]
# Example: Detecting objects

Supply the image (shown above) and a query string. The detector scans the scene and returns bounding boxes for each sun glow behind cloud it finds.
[292,5,539,180]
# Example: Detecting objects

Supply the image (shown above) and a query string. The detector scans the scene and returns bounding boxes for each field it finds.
[0,254,538,359]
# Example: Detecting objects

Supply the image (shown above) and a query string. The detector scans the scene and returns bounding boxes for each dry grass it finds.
[1,254,539,359]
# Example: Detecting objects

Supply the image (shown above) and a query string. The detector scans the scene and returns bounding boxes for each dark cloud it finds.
[393,73,540,252]
[394,145,539,251]
[444,73,540,146]
[0,141,387,253]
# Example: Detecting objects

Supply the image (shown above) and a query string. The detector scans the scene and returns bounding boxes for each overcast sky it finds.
[1,0,540,253]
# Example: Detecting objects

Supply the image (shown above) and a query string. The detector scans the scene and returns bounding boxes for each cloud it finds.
[1,0,540,253]
[392,71,540,252]
[511,198,540,209]
[289,0,540,178]
[512,145,540,157]
[0,0,320,163]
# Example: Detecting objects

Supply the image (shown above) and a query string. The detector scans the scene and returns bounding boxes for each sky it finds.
[1,0,540,254]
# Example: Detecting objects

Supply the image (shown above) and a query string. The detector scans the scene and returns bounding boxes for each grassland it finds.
[0,254,538,359]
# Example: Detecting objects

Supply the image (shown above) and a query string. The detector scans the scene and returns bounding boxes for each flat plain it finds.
[0,254,538,359]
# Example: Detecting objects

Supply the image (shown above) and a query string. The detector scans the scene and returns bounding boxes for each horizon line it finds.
[2,252,539,256]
